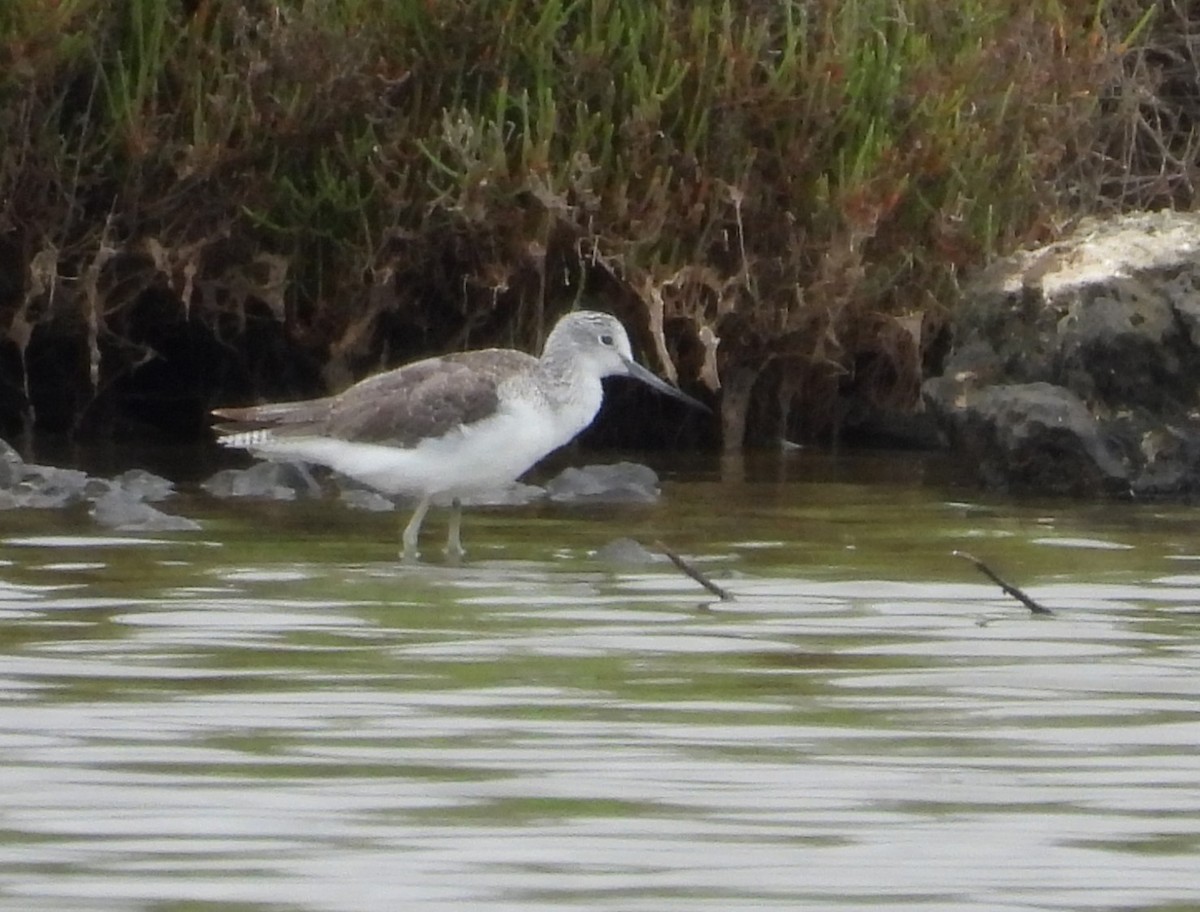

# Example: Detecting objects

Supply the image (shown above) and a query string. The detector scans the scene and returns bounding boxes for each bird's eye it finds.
[599,334,614,346]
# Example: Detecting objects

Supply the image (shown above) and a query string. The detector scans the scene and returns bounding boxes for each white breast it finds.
[227,374,606,498]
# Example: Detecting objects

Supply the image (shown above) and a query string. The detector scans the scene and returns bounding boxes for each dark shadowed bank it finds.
[0,0,1180,453]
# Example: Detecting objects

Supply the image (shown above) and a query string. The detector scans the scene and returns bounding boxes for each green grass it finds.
[0,0,1144,444]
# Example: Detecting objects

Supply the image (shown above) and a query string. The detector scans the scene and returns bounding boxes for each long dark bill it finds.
[622,359,710,413]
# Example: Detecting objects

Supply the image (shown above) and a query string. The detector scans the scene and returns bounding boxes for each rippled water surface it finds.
[3,450,1200,911]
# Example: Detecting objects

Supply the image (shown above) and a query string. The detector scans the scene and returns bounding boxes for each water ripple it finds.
[2,483,1200,911]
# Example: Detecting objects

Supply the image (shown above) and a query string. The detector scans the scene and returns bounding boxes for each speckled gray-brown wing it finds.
[213,349,536,449]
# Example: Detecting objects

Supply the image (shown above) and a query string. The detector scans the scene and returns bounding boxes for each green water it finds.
[2,450,1200,911]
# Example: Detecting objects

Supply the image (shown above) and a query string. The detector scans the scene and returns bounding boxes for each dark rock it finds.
[202,461,323,500]
[925,211,1200,497]
[90,489,201,532]
[545,462,660,504]
[839,398,945,449]
[924,381,1129,494]
[1129,426,1200,497]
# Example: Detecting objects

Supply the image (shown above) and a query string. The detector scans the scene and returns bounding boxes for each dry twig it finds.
[656,540,735,601]
[953,550,1053,615]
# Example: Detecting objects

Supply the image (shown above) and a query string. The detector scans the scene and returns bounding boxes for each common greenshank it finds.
[213,311,705,559]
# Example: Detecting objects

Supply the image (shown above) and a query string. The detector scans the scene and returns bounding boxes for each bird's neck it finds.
[536,352,604,426]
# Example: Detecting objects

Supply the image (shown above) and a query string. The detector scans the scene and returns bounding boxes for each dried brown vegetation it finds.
[0,0,1181,448]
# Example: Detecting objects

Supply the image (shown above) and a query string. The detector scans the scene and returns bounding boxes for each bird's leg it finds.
[444,497,465,562]
[401,496,431,562]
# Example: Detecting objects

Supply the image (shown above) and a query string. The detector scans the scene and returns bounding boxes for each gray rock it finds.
[5,464,92,509]
[0,444,110,510]
[113,468,175,502]
[0,438,23,489]
[456,483,545,507]
[332,478,545,511]
[90,489,201,532]
[925,211,1200,496]
[546,462,661,504]
[338,487,396,512]
[594,537,659,564]
[202,461,323,500]
[84,476,117,500]
[0,444,199,525]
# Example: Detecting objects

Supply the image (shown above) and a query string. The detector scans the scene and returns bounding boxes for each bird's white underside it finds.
[219,390,599,498]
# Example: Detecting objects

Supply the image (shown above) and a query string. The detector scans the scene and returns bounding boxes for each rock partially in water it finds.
[90,489,201,532]
[925,211,1200,496]
[456,483,546,507]
[200,457,660,513]
[546,462,661,504]
[0,438,23,489]
[925,381,1129,495]
[333,478,545,512]
[594,537,660,565]
[1132,426,1200,497]
[207,458,645,510]
[0,437,199,529]
[113,468,175,503]
[201,461,323,500]
[2,463,92,510]
[338,487,396,512]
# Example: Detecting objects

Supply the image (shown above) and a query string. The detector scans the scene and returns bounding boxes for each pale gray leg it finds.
[445,498,465,561]
[402,496,431,561]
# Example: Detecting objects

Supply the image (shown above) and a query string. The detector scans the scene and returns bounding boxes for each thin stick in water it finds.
[952,550,1053,615]
[656,541,735,601]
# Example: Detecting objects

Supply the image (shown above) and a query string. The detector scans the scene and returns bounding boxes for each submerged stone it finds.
[113,468,176,502]
[333,478,544,511]
[0,438,23,488]
[5,464,92,509]
[545,462,660,504]
[456,483,546,507]
[90,489,201,532]
[338,487,396,512]
[594,537,659,564]
[0,440,201,529]
[202,461,323,500]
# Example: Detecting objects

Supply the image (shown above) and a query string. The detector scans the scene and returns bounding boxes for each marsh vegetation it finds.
[0,0,1184,447]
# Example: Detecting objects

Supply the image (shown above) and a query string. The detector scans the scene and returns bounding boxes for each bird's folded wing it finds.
[213,351,532,449]
[328,357,504,447]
